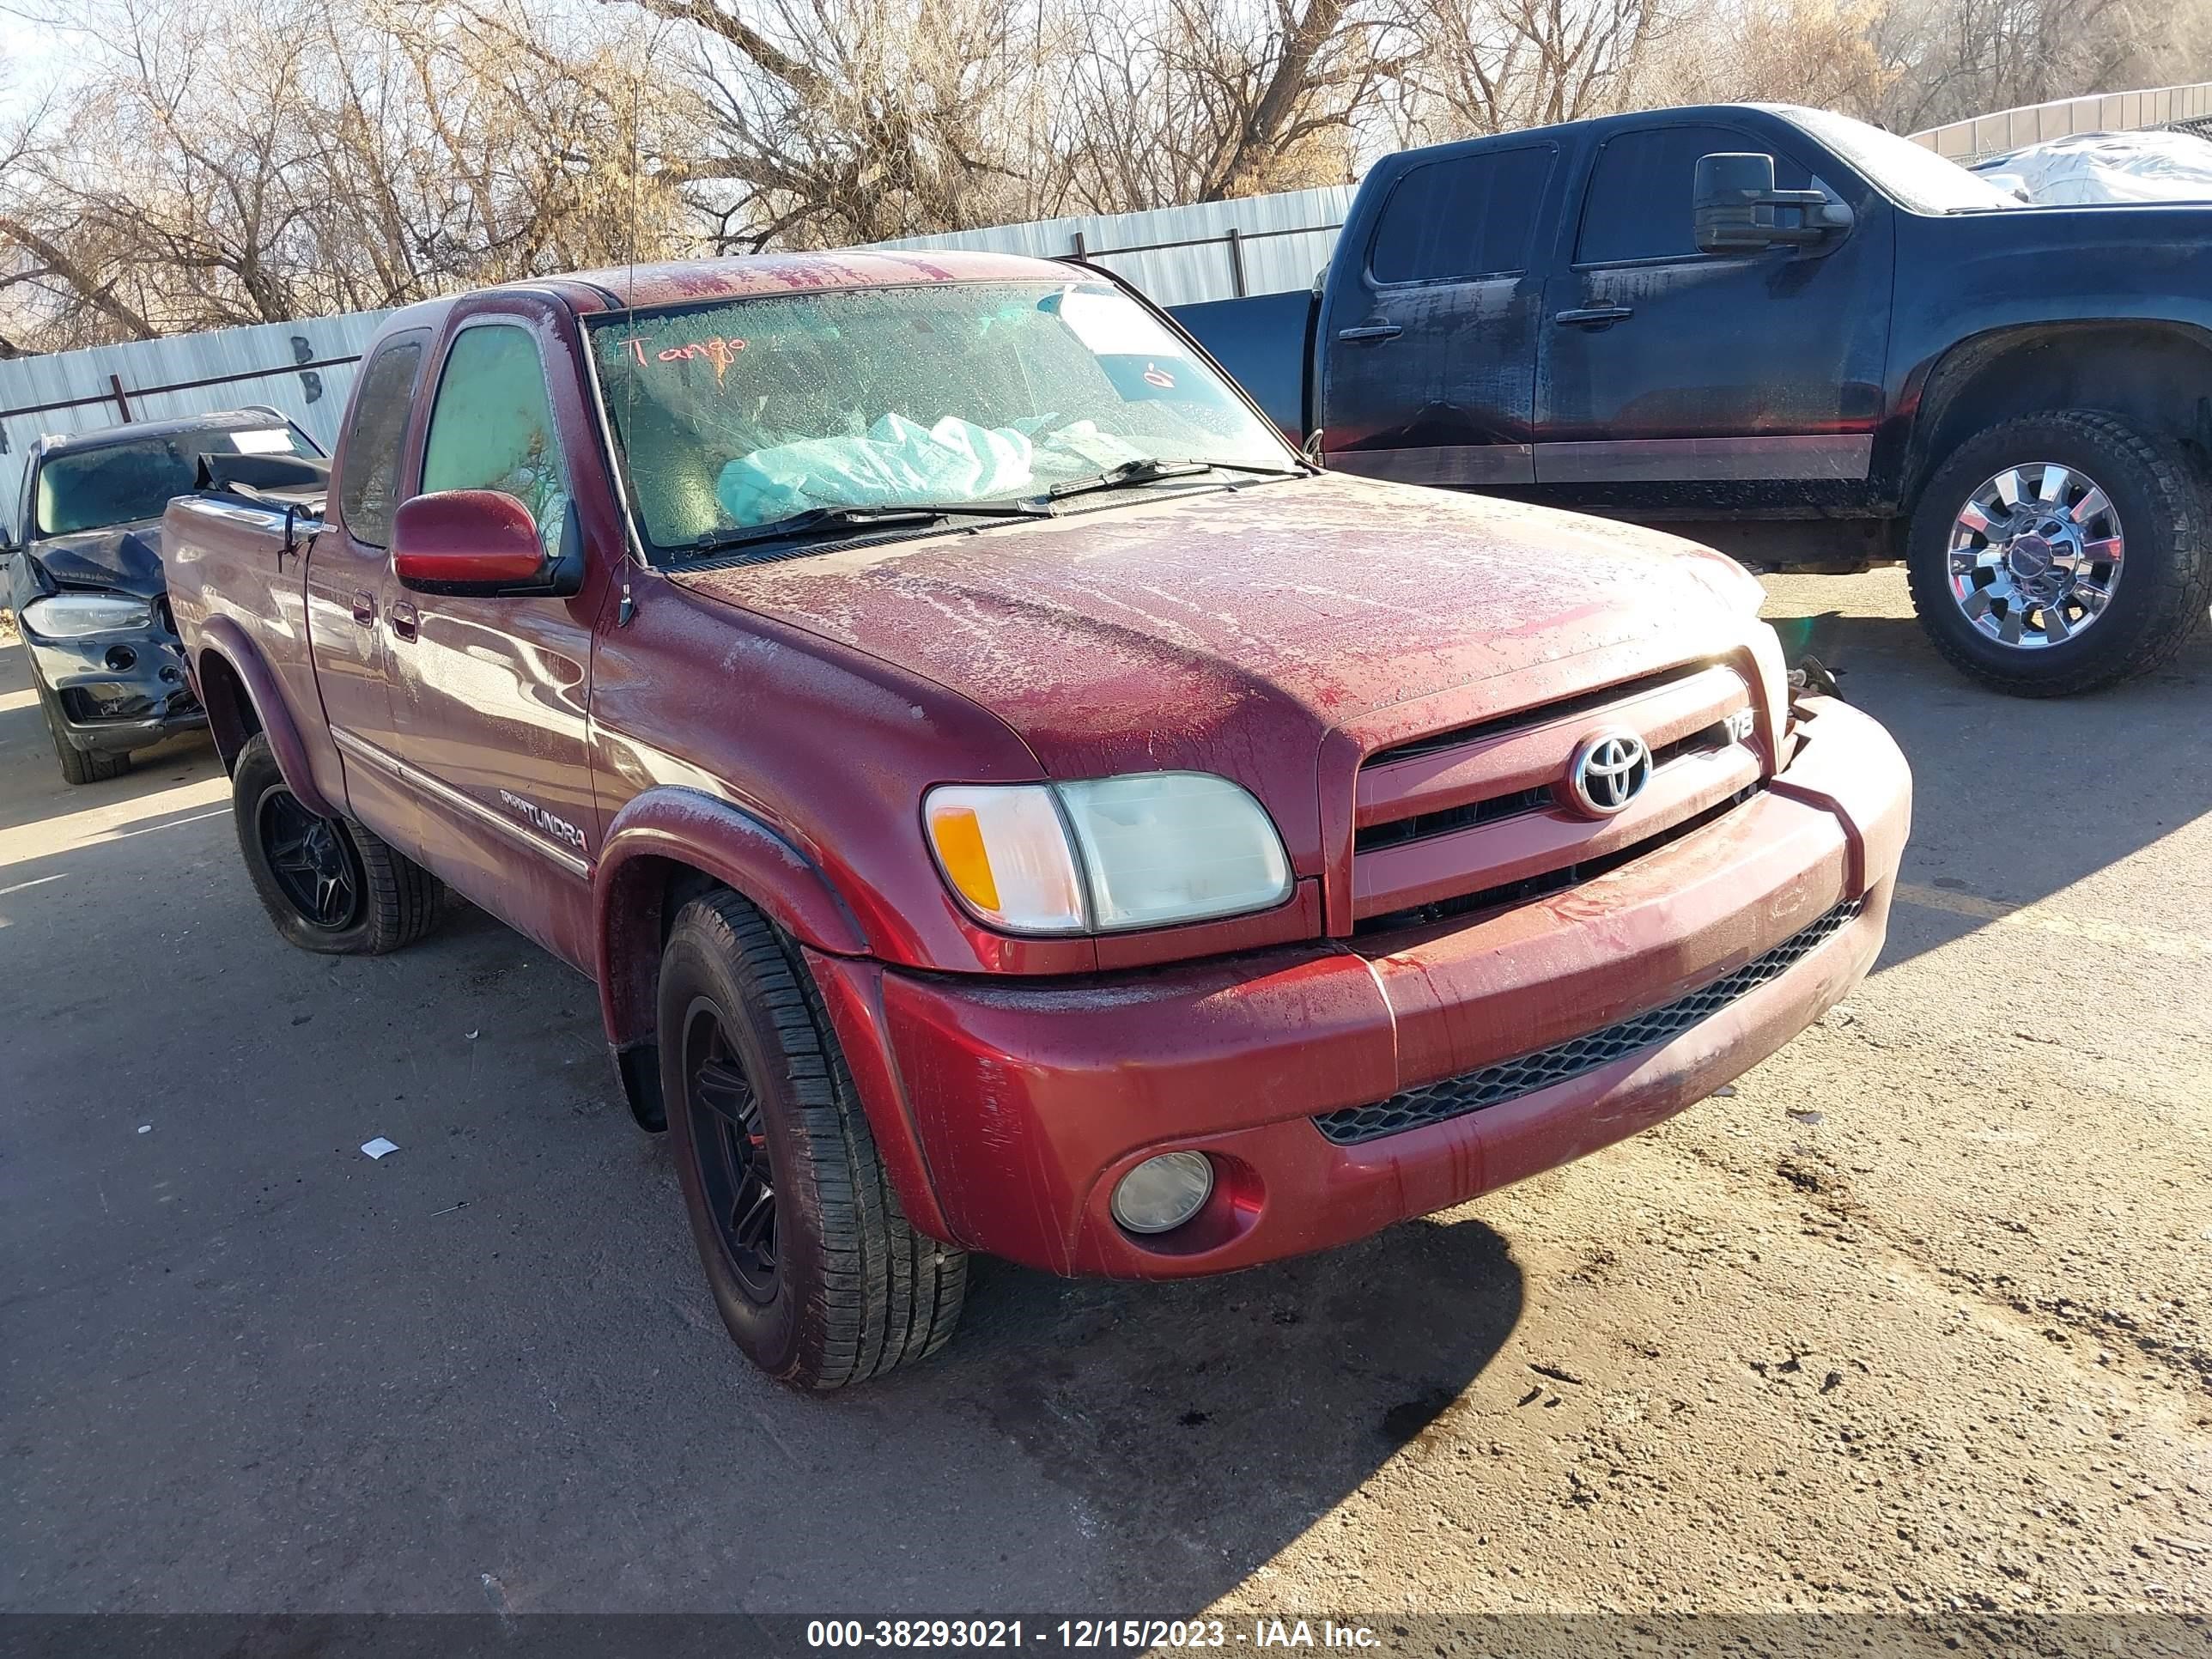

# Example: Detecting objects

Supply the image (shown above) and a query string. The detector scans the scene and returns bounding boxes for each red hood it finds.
[670,475,1756,860]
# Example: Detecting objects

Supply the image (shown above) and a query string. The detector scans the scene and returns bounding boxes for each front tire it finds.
[1905,410,2210,696]
[231,732,440,954]
[38,682,128,785]
[658,890,966,1389]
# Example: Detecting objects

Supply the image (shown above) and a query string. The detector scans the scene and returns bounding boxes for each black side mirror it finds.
[1694,153,1854,252]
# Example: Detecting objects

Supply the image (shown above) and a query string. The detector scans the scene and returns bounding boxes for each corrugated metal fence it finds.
[1910,82,2212,161]
[0,311,389,533]
[868,185,1354,307]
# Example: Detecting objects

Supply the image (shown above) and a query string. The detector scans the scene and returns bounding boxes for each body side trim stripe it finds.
[329,725,592,880]
[1330,444,1536,487]
[1535,434,1875,483]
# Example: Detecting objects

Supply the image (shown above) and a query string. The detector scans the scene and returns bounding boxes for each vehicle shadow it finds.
[1757,574,2211,969]
[893,1220,1525,1603]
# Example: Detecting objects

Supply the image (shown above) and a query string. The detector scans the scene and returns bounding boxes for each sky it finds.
[0,9,69,120]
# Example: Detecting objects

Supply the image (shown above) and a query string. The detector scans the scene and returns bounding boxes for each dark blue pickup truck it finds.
[1172,102,2212,696]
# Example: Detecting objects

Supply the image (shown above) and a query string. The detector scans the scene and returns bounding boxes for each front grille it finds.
[1355,784,1553,854]
[1364,664,1711,768]
[1347,662,1757,925]
[1353,787,1753,936]
[1313,897,1863,1146]
[1352,719,1738,857]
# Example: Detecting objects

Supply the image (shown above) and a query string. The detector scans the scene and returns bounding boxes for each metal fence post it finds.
[1226,227,1248,297]
[109,374,132,422]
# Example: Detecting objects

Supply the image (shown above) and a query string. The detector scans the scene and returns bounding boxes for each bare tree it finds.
[1637,0,1897,122]
[1053,0,1404,211]
[615,0,1060,249]
[0,0,702,349]
[1394,0,1678,141]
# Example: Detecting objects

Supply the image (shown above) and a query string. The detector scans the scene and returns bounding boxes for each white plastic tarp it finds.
[716,414,1146,523]
[1973,131,2212,204]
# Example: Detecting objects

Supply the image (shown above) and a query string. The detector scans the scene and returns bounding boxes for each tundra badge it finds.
[498,790,588,854]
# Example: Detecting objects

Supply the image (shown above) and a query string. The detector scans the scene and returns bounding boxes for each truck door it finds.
[1532,118,1893,511]
[312,331,429,851]
[385,310,605,969]
[1317,142,1558,488]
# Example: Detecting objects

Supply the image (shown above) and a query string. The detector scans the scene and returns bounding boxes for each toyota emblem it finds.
[1567,729,1652,817]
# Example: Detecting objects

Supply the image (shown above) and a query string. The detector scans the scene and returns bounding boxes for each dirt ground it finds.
[2,568,2207,1654]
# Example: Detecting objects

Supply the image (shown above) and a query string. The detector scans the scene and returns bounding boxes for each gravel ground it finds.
[1,568,2206,1654]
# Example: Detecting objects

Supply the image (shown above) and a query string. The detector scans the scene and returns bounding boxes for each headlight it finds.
[21,593,153,638]
[924,772,1293,935]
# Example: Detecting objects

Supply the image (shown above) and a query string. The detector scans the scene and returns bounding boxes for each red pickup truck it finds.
[165,251,1911,1389]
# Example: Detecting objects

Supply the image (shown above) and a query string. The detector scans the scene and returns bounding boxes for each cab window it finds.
[1368,147,1555,285]
[335,339,425,548]
[420,324,570,560]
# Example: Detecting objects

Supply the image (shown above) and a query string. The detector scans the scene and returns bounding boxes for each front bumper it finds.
[25,629,205,756]
[810,696,1911,1278]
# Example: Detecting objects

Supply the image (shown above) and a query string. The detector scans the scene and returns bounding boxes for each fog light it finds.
[1110,1152,1214,1235]
[105,645,137,672]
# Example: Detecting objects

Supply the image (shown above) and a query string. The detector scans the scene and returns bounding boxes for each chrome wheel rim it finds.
[1947,462,2124,650]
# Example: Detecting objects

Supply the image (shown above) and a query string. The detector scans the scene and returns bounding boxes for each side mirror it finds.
[1693,153,1854,252]
[392,489,582,598]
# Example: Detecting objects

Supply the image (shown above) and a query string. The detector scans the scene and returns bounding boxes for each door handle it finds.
[350,592,376,627]
[1335,323,1403,343]
[1553,305,1635,329]
[388,601,418,643]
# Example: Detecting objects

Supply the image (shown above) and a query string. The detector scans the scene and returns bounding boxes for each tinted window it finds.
[1577,126,1812,265]
[422,325,571,560]
[33,425,315,538]
[336,340,424,547]
[1369,148,1554,284]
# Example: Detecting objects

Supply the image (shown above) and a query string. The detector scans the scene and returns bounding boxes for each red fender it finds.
[592,787,868,1050]
[195,617,340,820]
[591,790,955,1240]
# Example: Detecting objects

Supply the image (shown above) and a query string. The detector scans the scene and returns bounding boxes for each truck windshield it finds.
[35,425,317,538]
[1778,107,2021,215]
[586,280,1296,553]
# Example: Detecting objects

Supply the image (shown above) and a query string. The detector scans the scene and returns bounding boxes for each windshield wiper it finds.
[680,500,1053,557]
[1042,457,1308,501]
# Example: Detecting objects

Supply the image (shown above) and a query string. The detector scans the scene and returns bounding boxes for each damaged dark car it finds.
[3,410,323,784]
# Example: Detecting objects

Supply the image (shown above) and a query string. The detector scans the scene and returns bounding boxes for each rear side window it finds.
[1368,148,1554,284]
[1576,125,1813,266]
[336,339,424,547]
[420,324,571,561]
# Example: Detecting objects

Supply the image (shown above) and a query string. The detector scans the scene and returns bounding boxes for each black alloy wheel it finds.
[681,1001,780,1304]
[656,889,968,1387]
[257,786,366,932]
[228,732,441,956]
